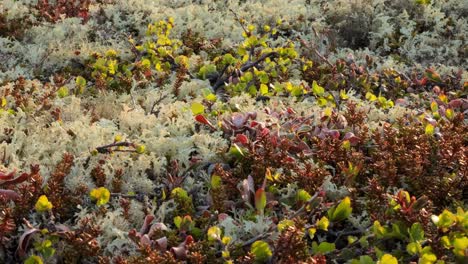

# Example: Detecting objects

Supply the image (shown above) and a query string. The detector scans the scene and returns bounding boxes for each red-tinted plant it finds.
[36,0,91,24]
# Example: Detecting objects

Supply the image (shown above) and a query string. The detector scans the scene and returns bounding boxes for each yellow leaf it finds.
[366,92,377,101]
[379,254,398,264]
[191,102,205,115]
[260,84,269,95]
[317,216,329,231]
[312,81,324,96]
[207,226,222,241]
[445,109,454,120]
[425,124,435,136]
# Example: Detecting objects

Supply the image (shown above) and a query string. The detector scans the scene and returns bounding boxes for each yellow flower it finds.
[90,187,111,206]
[35,195,53,212]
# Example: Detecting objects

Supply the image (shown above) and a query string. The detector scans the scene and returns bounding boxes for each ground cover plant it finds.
[0,0,467,263]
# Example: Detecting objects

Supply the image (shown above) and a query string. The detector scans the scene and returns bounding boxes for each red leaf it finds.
[448,99,462,108]
[140,234,152,247]
[0,170,16,181]
[195,115,216,130]
[139,215,155,235]
[235,134,249,144]
[16,228,40,258]
[260,128,270,137]
[327,130,340,139]
[287,107,296,114]
[2,172,29,185]
[343,132,360,145]
[155,237,168,250]
[420,77,428,85]
[250,121,260,127]
[195,114,210,125]
[170,245,187,260]
[0,189,20,201]
[184,235,194,245]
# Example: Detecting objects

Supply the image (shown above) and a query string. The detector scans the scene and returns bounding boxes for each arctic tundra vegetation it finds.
[0,0,466,263]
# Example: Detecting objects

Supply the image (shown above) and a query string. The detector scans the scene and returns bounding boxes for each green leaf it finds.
[420,246,437,263]
[241,71,253,82]
[317,216,329,231]
[57,87,69,98]
[328,197,352,222]
[277,219,295,232]
[314,242,335,254]
[42,246,55,258]
[191,102,205,115]
[211,175,222,189]
[440,236,451,248]
[445,108,454,120]
[366,92,377,101]
[435,210,454,229]
[223,53,236,65]
[141,58,151,68]
[202,88,217,102]
[255,188,267,215]
[251,241,272,262]
[389,222,407,240]
[248,85,257,96]
[296,189,312,203]
[25,255,43,264]
[76,76,86,87]
[453,237,468,257]
[207,226,222,241]
[409,223,424,242]
[260,84,269,95]
[425,124,435,136]
[205,93,217,102]
[350,256,375,264]
[312,81,324,96]
[291,86,303,97]
[198,64,217,79]
[258,71,269,84]
[407,242,422,255]
[174,216,182,229]
[379,254,398,264]
[317,97,328,106]
[340,89,349,100]
[229,144,245,159]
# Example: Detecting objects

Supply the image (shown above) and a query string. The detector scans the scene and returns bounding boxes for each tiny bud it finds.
[136,144,146,154]
[114,135,122,142]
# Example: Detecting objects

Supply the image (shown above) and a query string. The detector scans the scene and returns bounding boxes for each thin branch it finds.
[298,37,334,68]
[240,231,271,248]
[290,191,320,219]
[212,64,230,91]
[150,94,168,116]
[229,8,249,37]
[95,141,134,154]
[212,52,279,91]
